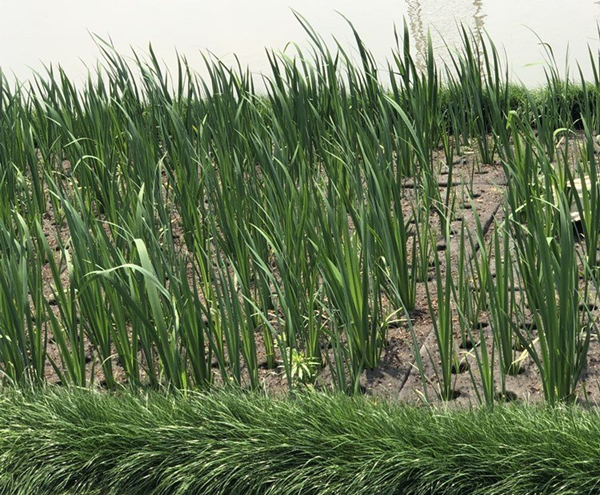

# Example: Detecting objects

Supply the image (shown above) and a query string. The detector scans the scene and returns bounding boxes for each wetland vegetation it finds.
[0,17,600,493]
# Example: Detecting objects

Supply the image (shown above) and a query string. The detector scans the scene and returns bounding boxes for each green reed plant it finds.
[445,28,509,167]
[412,205,433,283]
[62,199,118,389]
[487,217,520,381]
[567,119,600,269]
[463,208,519,404]
[511,186,590,404]
[357,108,417,311]
[425,224,457,401]
[503,111,592,403]
[525,35,577,162]
[455,222,478,349]
[314,189,384,388]
[89,233,205,391]
[248,148,323,373]
[450,218,495,406]
[388,22,441,173]
[583,38,600,132]
[0,215,46,386]
[205,255,259,390]
[385,93,443,226]
[128,187,213,390]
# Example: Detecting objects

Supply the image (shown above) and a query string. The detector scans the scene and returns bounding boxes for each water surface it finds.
[1,0,599,87]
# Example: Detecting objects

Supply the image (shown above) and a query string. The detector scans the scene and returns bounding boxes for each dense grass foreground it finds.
[0,389,598,494]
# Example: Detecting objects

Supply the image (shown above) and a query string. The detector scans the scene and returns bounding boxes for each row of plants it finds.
[0,18,598,403]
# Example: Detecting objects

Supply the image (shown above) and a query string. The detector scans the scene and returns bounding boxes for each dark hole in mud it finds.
[387,320,404,329]
[495,390,518,402]
[474,321,489,329]
[436,242,447,251]
[461,203,473,210]
[452,359,470,374]
[446,390,461,400]
[579,303,599,312]
[459,339,480,350]
[409,308,427,319]
[519,321,537,331]
[470,192,482,198]
[572,221,584,241]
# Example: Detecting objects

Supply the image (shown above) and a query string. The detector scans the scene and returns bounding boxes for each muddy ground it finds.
[35,140,600,407]
[255,149,600,406]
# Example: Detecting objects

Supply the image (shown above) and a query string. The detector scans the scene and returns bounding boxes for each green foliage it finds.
[0,20,597,402]
[1,389,600,494]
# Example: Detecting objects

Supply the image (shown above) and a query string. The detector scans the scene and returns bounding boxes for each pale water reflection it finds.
[0,0,599,87]
[406,0,486,72]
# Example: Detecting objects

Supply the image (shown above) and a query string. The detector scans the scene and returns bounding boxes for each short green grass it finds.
[0,388,599,494]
